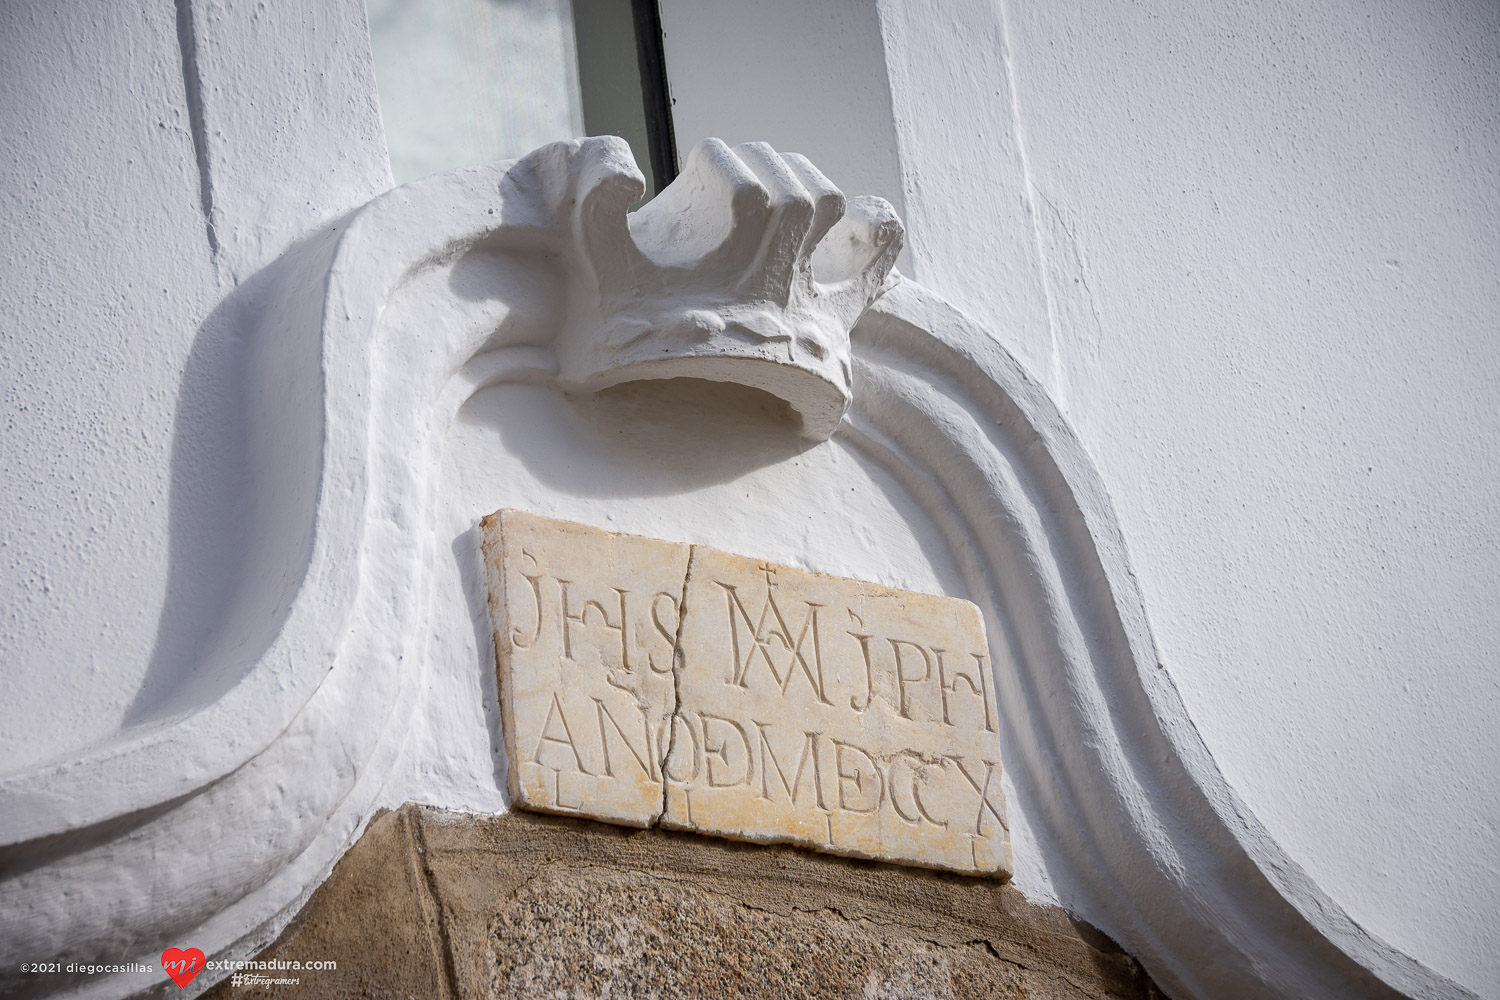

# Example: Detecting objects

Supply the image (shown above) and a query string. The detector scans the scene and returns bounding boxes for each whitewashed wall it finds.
[994,6,1499,995]
[0,1,389,774]
[1,2,219,776]
[1,1,1494,997]
[664,0,1500,994]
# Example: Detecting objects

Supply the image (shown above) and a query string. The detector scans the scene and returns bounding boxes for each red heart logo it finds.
[161,948,205,989]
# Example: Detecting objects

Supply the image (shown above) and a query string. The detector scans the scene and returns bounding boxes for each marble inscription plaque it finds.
[481,509,1011,877]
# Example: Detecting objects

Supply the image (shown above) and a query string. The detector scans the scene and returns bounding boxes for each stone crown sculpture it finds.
[553,136,904,440]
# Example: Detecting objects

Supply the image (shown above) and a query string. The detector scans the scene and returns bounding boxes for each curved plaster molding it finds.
[845,287,1478,1000]
[0,137,1472,1000]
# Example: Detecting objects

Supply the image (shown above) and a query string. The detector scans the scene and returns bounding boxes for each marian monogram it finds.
[719,565,829,701]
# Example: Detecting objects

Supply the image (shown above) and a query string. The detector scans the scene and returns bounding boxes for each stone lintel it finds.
[204,806,1158,1000]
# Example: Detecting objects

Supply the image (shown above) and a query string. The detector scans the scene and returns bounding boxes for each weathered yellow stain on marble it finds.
[481,509,1011,877]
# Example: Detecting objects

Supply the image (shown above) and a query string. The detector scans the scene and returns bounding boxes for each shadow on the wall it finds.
[461,377,814,500]
[122,218,351,729]
[451,523,512,797]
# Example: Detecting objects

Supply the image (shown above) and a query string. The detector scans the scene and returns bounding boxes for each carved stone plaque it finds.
[481,509,1010,877]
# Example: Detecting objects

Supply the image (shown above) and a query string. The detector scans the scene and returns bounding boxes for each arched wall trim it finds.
[0,139,1471,1000]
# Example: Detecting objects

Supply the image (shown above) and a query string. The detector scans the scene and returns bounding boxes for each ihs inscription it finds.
[481,509,1011,878]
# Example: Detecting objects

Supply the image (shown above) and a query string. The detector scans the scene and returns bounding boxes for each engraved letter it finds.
[719,580,830,704]
[661,713,701,784]
[950,757,1007,836]
[974,653,998,734]
[913,759,951,829]
[701,712,754,788]
[593,697,656,780]
[847,624,876,713]
[511,550,543,649]
[720,582,765,686]
[833,739,884,814]
[785,601,829,704]
[648,591,680,674]
[756,724,825,808]
[887,753,952,828]
[885,753,923,825]
[890,638,933,720]
[937,649,998,733]
[559,580,630,670]
[533,693,588,774]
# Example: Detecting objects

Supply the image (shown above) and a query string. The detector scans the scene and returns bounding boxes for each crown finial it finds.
[545,136,903,439]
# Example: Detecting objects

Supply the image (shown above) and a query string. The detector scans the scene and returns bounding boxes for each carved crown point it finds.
[545,136,904,440]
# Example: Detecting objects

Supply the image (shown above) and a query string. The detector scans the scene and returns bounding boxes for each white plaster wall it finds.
[991,3,1500,990]
[661,0,1500,993]
[0,1,390,772]
[0,2,219,774]
[383,375,977,814]
[3,0,1494,996]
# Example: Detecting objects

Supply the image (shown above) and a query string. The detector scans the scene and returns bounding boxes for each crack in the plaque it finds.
[655,545,695,827]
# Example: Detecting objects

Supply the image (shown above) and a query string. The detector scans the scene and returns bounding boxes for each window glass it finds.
[368,0,675,191]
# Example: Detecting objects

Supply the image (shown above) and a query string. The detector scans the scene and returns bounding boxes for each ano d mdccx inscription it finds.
[481,509,1010,877]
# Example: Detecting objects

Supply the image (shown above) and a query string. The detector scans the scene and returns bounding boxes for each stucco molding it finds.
[848,285,1478,1000]
[0,138,1472,1000]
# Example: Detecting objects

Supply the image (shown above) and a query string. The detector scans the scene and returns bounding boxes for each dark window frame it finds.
[630,0,678,193]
